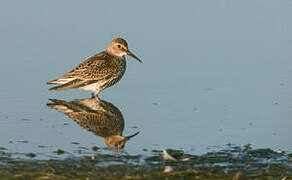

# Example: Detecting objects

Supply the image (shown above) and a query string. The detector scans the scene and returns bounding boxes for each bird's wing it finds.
[57,52,116,81]
[68,112,122,137]
[49,79,99,91]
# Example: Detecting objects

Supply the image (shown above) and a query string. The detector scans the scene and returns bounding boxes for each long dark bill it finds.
[127,50,142,63]
[125,131,140,141]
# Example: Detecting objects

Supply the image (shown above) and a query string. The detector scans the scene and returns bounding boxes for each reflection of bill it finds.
[47,97,139,149]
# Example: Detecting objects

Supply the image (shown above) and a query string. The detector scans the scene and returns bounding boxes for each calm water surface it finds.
[0,1,291,159]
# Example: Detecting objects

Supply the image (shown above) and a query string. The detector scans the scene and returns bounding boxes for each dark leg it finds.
[91,90,100,101]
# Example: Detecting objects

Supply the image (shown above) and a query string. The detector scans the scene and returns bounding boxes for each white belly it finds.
[78,82,100,92]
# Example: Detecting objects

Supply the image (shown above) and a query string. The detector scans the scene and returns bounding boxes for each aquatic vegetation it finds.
[0,146,291,179]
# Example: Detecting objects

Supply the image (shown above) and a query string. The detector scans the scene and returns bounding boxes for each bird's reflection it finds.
[47,97,139,149]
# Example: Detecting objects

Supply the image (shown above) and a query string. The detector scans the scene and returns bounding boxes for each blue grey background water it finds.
[0,1,291,158]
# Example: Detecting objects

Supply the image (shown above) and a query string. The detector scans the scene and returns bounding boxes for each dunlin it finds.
[47,38,142,97]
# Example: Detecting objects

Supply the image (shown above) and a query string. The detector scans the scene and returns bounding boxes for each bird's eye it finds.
[117,44,121,48]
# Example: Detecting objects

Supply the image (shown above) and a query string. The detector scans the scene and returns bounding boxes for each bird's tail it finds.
[48,79,82,91]
[47,77,75,85]
[47,79,58,84]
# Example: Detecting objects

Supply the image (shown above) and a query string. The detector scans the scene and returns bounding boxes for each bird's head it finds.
[107,38,142,63]
[104,131,140,149]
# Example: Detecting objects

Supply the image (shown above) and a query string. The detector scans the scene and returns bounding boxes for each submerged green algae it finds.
[0,146,291,180]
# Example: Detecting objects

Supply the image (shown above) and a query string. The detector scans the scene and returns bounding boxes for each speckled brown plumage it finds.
[63,52,126,81]
[47,38,142,97]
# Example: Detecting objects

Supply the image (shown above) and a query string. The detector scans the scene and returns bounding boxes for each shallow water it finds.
[0,1,291,159]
